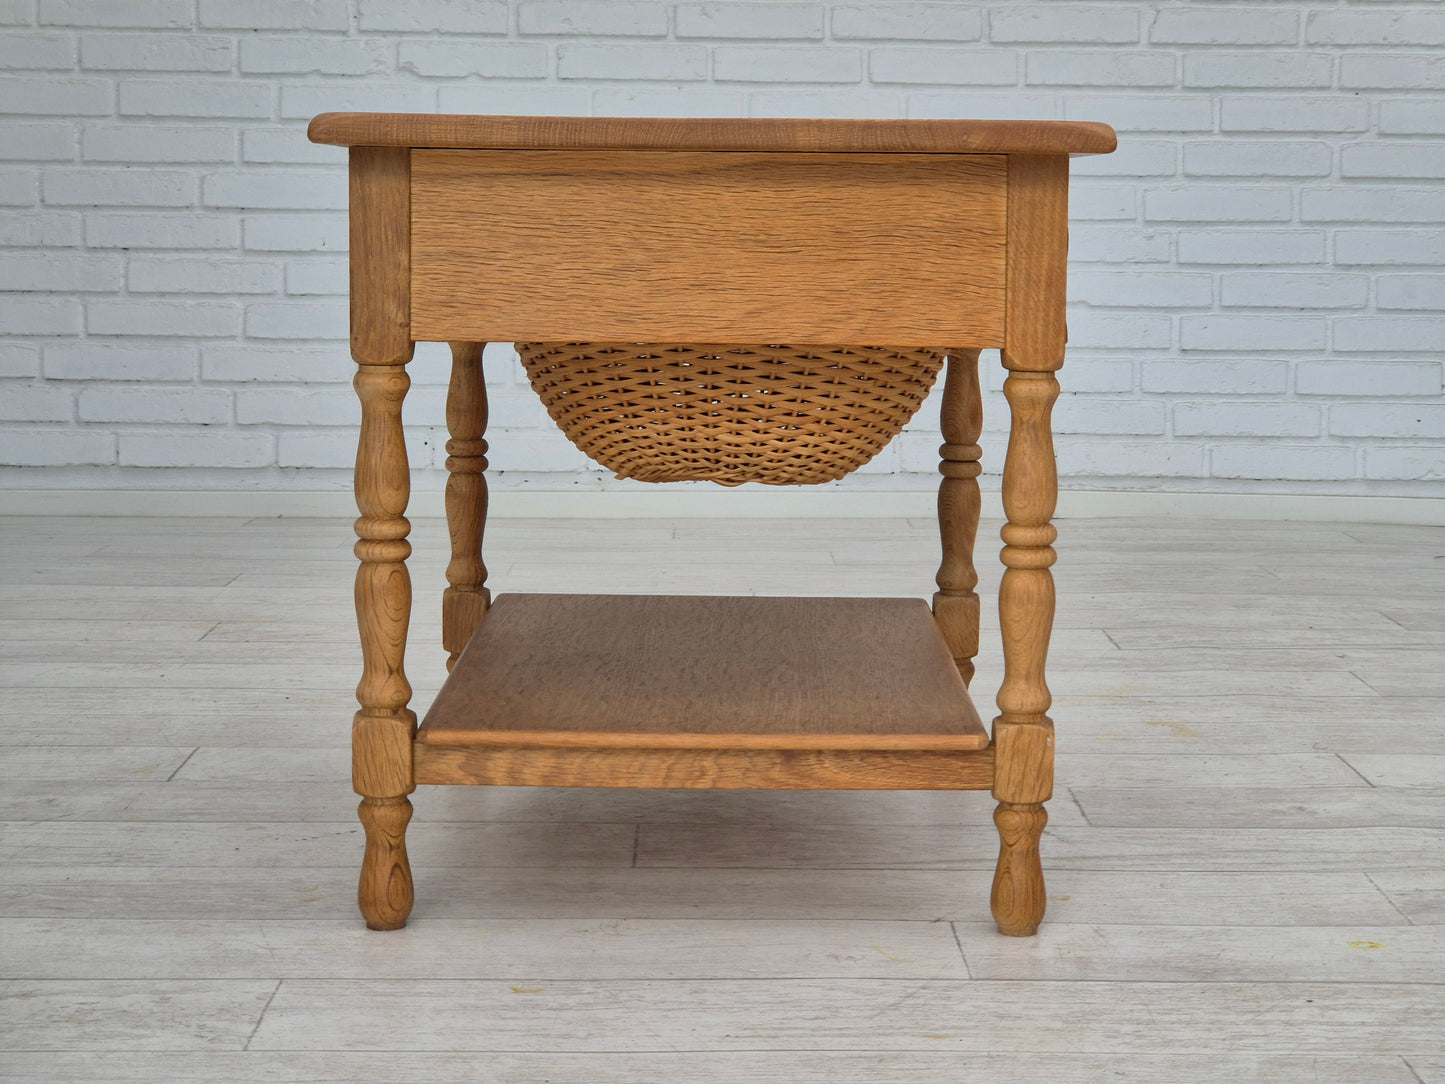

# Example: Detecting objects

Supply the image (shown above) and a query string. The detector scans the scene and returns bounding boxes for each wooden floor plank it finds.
[634,823,1445,871]
[1340,755,1445,788]
[0,866,1405,926]
[0,917,968,980]
[0,979,276,1051]
[246,978,1445,1053]
[0,747,195,783]
[1368,871,1445,924]
[0,780,1081,826]
[957,922,1445,982]
[1073,786,1445,828]
[1,821,637,869]
[1412,1055,1445,1083]
[0,1051,1420,1084]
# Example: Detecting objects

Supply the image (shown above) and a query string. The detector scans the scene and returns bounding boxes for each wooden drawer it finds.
[409,148,1008,346]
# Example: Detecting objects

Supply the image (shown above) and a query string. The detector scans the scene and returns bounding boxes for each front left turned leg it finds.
[992,801,1048,936]
[990,368,1059,937]
[358,796,414,931]
[353,361,416,931]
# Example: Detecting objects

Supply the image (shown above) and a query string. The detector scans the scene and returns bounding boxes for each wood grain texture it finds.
[351,362,415,929]
[932,349,984,685]
[990,369,1061,936]
[442,341,489,669]
[1002,155,1070,373]
[309,112,1118,156]
[419,594,988,751]
[414,743,995,791]
[0,917,972,981]
[348,146,411,367]
[995,371,1061,731]
[351,364,415,793]
[991,801,1048,936]
[4,1052,1422,1083]
[409,150,1007,345]
[357,796,412,931]
[249,978,1445,1053]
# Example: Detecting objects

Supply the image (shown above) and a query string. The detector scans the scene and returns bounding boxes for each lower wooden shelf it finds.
[414,593,993,791]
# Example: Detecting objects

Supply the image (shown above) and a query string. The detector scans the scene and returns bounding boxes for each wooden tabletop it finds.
[308,112,1117,156]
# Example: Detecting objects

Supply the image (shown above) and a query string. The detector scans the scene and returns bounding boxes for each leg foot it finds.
[991,801,1047,936]
[358,795,414,930]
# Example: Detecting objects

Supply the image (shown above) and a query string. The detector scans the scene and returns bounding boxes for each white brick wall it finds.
[1,1,1442,496]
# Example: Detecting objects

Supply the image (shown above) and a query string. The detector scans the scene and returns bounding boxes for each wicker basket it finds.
[517,342,946,486]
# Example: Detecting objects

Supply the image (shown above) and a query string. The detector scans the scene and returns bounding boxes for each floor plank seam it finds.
[163,747,199,783]
[1363,873,1417,927]
[1336,754,1378,788]
[242,978,282,1052]
[947,921,974,980]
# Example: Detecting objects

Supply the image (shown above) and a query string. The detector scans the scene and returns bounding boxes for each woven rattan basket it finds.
[517,342,946,486]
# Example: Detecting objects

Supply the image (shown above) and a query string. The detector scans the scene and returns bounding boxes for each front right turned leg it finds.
[353,360,416,931]
[989,367,1060,937]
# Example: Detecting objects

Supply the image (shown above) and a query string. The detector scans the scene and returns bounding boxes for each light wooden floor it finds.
[1,513,1442,1083]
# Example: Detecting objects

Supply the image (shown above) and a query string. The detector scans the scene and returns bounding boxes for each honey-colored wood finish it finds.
[348,147,410,368]
[442,341,489,670]
[410,150,1007,346]
[319,113,1110,937]
[351,361,416,932]
[310,112,1118,156]
[348,145,418,931]
[414,743,996,791]
[933,350,984,686]
[1002,155,1070,374]
[420,594,988,751]
[991,369,1062,936]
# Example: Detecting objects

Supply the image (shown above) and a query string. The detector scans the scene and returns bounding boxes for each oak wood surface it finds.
[1002,155,1070,373]
[309,112,1118,156]
[347,147,410,368]
[414,744,995,791]
[988,368,1062,936]
[409,149,1007,345]
[932,349,984,685]
[349,187,416,926]
[418,593,988,751]
[441,341,489,670]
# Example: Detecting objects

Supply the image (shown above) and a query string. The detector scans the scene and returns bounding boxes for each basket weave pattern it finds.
[517,342,946,486]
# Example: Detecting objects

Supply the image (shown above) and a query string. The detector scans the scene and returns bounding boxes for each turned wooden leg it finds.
[990,368,1060,937]
[985,154,1069,937]
[348,146,417,931]
[358,795,414,931]
[932,349,984,687]
[352,361,417,930]
[991,801,1048,936]
[443,341,490,671]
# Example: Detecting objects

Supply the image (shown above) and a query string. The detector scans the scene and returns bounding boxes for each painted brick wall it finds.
[1,1,1443,497]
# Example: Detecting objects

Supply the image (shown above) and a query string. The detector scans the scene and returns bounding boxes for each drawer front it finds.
[409,149,1007,346]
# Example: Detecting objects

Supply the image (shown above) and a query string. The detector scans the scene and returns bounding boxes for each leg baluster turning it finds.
[990,367,1060,937]
[443,341,490,670]
[991,801,1048,936]
[933,349,984,686]
[358,795,414,931]
[352,361,416,930]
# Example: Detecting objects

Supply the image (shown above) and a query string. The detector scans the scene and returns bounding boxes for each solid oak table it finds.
[308,112,1116,936]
